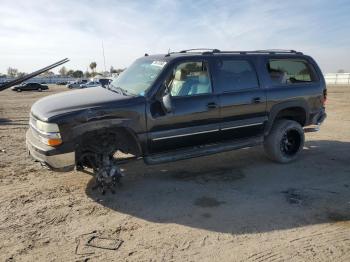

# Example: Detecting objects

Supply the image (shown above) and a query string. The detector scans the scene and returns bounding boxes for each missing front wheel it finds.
[78,153,124,194]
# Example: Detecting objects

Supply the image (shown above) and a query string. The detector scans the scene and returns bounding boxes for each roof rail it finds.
[215,50,303,55]
[179,48,221,53]
[164,49,303,57]
[254,49,303,54]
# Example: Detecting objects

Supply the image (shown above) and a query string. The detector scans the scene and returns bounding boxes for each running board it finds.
[144,136,263,165]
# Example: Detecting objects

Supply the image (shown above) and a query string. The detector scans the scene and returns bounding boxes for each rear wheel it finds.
[264,119,304,163]
[38,87,42,92]
[16,88,22,92]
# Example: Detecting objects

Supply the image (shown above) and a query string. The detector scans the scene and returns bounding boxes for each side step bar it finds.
[144,136,263,165]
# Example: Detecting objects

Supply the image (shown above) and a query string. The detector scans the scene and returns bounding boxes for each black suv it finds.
[26,49,326,191]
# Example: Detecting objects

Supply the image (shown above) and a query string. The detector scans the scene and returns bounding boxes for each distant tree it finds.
[41,71,54,77]
[337,69,345,73]
[116,68,125,74]
[84,71,92,78]
[90,62,97,73]
[59,66,67,76]
[7,67,18,78]
[110,66,117,74]
[72,70,84,78]
[17,72,26,78]
[66,70,75,77]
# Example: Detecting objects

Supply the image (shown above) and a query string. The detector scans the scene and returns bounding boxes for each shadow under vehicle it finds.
[85,139,350,234]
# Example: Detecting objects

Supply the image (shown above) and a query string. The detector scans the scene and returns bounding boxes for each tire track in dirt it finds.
[244,224,350,262]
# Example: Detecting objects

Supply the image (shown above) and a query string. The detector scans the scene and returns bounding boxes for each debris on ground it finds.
[281,188,305,205]
[75,230,123,256]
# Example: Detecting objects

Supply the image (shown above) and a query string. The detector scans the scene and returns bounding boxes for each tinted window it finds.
[214,59,258,92]
[166,61,211,97]
[267,59,317,85]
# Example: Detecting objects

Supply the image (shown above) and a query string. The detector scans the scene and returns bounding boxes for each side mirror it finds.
[162,92,172,113]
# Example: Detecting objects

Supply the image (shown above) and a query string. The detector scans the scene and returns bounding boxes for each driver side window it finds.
[166,61,212,97]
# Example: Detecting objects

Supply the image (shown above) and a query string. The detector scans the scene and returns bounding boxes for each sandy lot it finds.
[0,85,350,261]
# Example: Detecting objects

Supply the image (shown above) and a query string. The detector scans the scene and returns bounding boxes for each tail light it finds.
[323,88,327,106]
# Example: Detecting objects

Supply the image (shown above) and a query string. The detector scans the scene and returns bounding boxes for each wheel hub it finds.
[280,129,301,156]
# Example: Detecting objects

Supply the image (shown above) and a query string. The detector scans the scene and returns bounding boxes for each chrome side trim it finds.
[152,122,264,141]
[221,122,263,131]
[152,129,219,141]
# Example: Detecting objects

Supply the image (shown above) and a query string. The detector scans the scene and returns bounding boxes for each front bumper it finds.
[26,129,75,172]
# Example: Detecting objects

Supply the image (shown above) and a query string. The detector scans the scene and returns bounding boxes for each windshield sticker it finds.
[151,61,167,67]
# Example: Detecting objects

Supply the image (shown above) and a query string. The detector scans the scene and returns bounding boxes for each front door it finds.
[147,60,220,153]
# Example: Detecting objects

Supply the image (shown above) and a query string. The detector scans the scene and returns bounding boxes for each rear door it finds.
[147,59,220,153]
[212,57,267,140]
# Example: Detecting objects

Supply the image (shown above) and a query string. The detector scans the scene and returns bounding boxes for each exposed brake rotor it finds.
[78,152,124,195]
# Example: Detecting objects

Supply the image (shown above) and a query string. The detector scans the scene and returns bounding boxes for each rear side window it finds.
[213,59,258,92]
[267,59,317,85]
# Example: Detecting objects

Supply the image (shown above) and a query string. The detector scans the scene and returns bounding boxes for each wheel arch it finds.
[265,101,309,136]
[72,121,143,158]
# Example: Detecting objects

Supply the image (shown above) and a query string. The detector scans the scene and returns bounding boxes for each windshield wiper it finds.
[114,86,135,96]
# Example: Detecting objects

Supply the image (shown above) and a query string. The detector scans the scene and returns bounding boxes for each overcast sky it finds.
[1,0,349,74]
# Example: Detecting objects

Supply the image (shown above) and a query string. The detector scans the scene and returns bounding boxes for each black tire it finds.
[17,88,22,92]
[263,119,305,163]
[38,87,42,92]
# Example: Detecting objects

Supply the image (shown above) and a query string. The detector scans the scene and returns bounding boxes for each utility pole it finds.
[102,41,107,75]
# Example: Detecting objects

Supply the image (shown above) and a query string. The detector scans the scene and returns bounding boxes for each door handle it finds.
[207,102,218,109]
[252,97,261,103]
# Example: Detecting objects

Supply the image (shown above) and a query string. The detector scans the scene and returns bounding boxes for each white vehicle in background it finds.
[67,80,87,89]
[80,81,101,88]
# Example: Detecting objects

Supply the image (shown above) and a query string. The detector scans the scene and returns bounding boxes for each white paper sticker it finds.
[151,61,167,67]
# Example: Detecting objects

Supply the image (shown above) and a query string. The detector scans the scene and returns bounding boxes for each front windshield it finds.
[109,58,166,96]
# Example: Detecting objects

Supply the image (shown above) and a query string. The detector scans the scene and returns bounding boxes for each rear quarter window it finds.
[267,59,318,85]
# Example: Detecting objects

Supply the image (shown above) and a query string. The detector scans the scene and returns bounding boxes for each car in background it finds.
[79,81,101,88]
[67,80,87,89]
[57,81,68,85]
[11,83,48,92]
[98,78,112,87]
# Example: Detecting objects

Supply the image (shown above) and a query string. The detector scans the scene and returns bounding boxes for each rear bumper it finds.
[311,107,327,125]
[305,107,327,132]
[26,129,75,172]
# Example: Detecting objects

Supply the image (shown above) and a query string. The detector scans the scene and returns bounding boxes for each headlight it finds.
[30,118,62,146]
[36,120,60,133]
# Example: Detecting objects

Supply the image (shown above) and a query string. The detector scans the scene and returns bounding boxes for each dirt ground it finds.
[0,85,350,261]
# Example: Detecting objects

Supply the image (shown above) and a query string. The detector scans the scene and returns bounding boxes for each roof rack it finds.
[179,48,221,53]
[219,49,303,55]
[165,49,303,56]
[164,48,220,57]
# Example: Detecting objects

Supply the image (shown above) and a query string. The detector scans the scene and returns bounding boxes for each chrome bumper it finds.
[26,129,75,172]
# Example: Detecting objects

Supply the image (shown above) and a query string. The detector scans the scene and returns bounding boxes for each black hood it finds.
[31,87,132,121]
